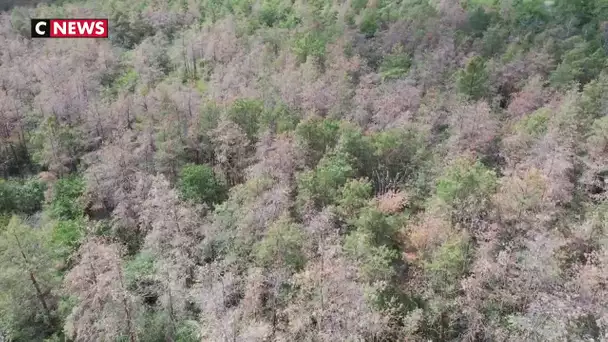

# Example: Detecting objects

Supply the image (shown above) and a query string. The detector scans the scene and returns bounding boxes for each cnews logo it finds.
[31,19,108,38]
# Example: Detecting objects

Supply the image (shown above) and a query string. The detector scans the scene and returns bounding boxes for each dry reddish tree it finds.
[352,76,422,130]
[64,238,138,342]
[447,100,498,157]
[507,75,547,119]
[194,265,245,342]
[459,231,569,341]
[133,32,170,87]
[412,32,458,91]
[526,132,576,206]
[493,167,555,228]
[209,119,251,186]
[83,131,154,213]
[374,189,408,215]
[139,174,203,322]
[283,253,393,342]
[201,19,262,104]
[248,131,301,186]
[272,52,306,111]
[34,40,115,125]
[300,41,362,117]
[489,49,554,105]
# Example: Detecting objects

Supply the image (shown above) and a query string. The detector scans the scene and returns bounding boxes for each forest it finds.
[1,0,608,341]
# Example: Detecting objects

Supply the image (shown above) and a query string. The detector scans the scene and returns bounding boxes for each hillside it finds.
[1,0,608,341]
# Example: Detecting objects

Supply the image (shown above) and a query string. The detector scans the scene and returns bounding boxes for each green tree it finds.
[254,216,306,272]
[297,150,355,208]
[31,116,86,176]
[177,163,227,205]
[226,98,264,142]
[0,216,61,341]
[436,158,498,224]
[456,56,489,100]
[360,8,379,38]
[424,233,472,291]
[292,29,328,64]
[334,123,375,177]
[550,38,606,89]
[335,178,373,221]
[295,117,341,166]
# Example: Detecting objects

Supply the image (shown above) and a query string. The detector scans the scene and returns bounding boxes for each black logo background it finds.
[31,19,50,38]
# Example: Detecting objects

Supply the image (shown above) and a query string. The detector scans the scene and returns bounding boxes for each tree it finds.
[448,100,498,156]
[456,56,489,101]
[64,238,139,342]
[178,163,227,206]
[133,32,171,87]
[31,116,86,176]
[435,157,498,226]
[297,150,355,209]
[209,119,250,186]
[0,216,61,341]
[226,98,264,142]
[254,215,306,272]
[138,174,203,333]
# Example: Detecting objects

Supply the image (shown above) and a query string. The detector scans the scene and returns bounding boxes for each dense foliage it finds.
[2,0,608,341]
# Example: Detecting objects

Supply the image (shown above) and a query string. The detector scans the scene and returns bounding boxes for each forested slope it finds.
[1,0,608,341]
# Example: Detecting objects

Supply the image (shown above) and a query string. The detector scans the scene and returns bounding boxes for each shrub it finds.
[359,8,380,38]
[178,164,227,205]
[379,45,412,81]
[0,178,46,215]
[50,176,86,221]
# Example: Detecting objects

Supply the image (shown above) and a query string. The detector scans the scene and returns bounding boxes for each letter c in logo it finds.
[35,21,46,35]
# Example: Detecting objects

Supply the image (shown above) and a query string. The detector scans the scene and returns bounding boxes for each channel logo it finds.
[31,19,109,38]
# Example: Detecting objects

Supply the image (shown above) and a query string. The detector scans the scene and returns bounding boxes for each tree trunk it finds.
[14,234,53,323]
[117,261,137,342]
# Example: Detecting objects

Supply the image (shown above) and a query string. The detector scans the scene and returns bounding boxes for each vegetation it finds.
[1,0,608,341]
